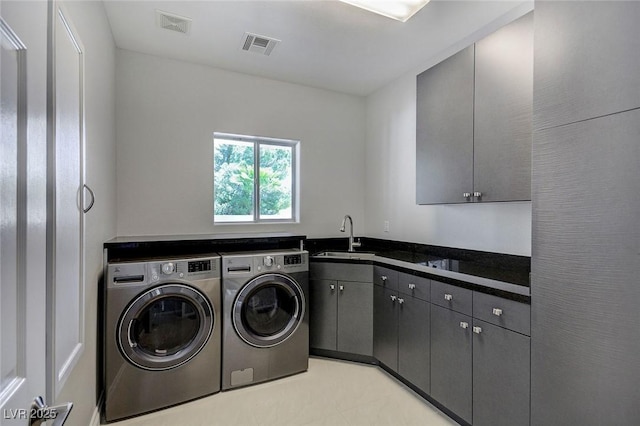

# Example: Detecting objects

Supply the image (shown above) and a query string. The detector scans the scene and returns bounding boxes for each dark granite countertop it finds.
[306,237,531,302]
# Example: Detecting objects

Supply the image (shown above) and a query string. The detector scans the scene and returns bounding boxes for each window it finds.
[213,133,299,224]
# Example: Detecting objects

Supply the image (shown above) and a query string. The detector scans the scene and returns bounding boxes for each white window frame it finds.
[213,132,300,224]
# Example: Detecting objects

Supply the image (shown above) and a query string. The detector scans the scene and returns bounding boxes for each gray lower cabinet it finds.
[337,281,373,355]
[373,267,399,368]
[397,294,430,393]
[310,278,338,351]
[374,270,431,394]
[430,304,473,424]
[373,285,398,369]
[472,320,530,426]
[309,263,373,356]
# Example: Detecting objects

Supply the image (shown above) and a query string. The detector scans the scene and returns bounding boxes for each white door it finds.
[0,0,48,424]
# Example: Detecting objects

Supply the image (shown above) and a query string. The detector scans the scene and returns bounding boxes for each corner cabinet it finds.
[309,262,373,357]
[417,12,533,204]
[373,267,431,394]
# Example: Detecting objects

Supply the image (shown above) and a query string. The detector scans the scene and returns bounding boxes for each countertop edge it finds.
[311,255,530,301]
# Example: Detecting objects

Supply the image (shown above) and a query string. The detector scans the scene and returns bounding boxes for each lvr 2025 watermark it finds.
[3,407,59,420]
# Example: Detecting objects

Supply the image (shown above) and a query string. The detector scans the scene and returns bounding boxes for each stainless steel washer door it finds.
[118,284,214,370]
[233,274,305,348]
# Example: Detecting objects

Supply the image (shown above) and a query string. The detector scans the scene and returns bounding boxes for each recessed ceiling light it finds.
[339,0,430,22]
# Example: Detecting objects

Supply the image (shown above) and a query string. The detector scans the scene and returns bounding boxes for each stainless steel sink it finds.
[312,251,376,260]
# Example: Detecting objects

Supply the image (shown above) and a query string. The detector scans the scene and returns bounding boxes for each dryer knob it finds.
[161,262,175,275]
[264,256,274,267]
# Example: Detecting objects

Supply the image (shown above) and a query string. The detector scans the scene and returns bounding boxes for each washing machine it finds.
[221,249,309,390]
[104,255,221,422]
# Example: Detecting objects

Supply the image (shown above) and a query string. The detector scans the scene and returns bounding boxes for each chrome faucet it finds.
[340,215,361,252]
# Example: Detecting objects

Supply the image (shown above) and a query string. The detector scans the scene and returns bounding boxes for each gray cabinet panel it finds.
[473,320,530,426]
[398,272,430,301]
[532,110,640,424]
[373,286,398,370]
[373,265,398,291]
[337,281,373,356]
[416,45,474,204]
[398,297,430,394]
[534,2,640,130]
[430,280,473,315]
[309,279,337,351]
[430,305,472,424]
[474,12,532,202]
[473,291,530,336]
[310,262,372,282]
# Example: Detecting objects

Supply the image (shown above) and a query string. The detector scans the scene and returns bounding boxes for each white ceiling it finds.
[103,0,530,96]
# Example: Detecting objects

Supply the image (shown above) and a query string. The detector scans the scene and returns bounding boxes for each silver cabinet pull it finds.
[330,284,335,291]
[390,295,397,302]
[473,326,482,334]
[381,275,388,282]
[444,293,453,301]
[339,285,344,292]
[83,184,95,213]
[398,298,404,304]
[408,283,416,290]
[473,191,482,198]
[492,308,503,316]
[463,192,471,198]
[460,321,469,329]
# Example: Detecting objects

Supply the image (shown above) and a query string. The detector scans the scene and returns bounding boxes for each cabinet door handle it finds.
[473,191,482,198]
[463,192,471,199]
[492,308,503,316]
[330,284,335,291]
[408,283,416,290]
[339,285,344,292]
[380,275,388,283]
[460,321,469,329]
[390,295,397,302]
[83,184,95,213]
[473,326,482,334]
[444,293,453,301]
[398,298,404,304]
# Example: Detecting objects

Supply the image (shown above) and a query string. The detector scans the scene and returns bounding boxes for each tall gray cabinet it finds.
[532,2,640,425]
[417,12,533,204]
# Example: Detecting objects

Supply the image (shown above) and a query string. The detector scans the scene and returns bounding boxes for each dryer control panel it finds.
[221,250,308,277]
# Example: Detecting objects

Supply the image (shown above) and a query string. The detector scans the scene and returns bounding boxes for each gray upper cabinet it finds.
[417,12,533,204]
[474,12,532,202]
[416,45,474,204]
[534,2,640,130]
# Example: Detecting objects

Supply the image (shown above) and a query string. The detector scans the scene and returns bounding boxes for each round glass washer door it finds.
[233,273,305,348]
[118,284,214,370]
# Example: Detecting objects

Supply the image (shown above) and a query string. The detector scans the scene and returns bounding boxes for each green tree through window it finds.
[214,134,298,223]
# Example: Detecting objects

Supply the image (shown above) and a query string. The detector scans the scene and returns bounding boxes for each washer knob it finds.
[264,256,274,267]
[161,262,175,275]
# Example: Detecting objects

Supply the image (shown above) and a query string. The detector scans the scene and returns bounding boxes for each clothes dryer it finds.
[221,250,309,390]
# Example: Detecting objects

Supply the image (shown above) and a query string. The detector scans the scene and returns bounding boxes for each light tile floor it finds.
[110,357,458,426]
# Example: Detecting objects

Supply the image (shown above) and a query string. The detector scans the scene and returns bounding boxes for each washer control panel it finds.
[254,251,308,274]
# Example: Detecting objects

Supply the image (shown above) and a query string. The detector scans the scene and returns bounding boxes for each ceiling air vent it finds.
[156,10,192,35]
[241,32,280,56]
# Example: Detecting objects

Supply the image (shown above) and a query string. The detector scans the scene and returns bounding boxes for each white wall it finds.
[116,49,366,238]
[364,4,533,256]
[54,2,117,425]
